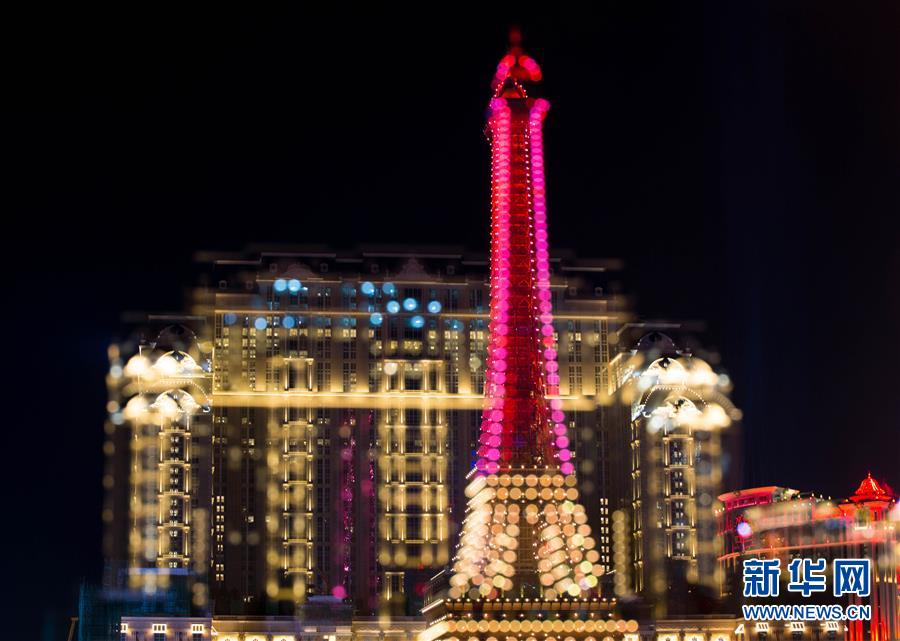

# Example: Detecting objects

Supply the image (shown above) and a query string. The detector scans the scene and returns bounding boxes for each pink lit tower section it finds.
[477,56,561,476]
[422,38,638,641]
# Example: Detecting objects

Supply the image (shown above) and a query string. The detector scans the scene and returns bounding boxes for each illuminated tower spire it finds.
[444,39,605,605]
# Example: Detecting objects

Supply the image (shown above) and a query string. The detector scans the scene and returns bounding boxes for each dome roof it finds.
[664,394,701,416]
[647,356,683,373]
[848,473,895,504]
[635,331,677,355]
[153,350,201,377]
[123,354,151,378]
[677,356,719,387]
[643,357,687,385]
[150,389,202,418]
[155,324,198,353]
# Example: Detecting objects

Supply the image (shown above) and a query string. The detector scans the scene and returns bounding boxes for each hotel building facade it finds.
[604,326,741,615]
[102,246,628,621]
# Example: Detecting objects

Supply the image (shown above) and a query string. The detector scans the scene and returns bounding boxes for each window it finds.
[341,284,357,309]
[594,366,604,395]
[472,364,484,394]
[315,361,330,391]
[446,288,459,311]
[342,362,356,392]
[368,362,380,392]
[405,368,422,390]
[405,428,422,453]
[448,362,459,393]
[342,338,356,359]
[406,487,422,513]
[469,289,484,311]
[671,470,687,495]
[406,516,421,540]
[568,365,582,395]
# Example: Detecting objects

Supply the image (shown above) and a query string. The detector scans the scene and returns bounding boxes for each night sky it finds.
[4,6,899,640]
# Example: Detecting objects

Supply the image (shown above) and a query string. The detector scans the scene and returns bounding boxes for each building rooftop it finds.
[846,472,895,504]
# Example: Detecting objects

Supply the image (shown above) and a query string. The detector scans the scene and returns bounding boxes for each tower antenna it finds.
[509,25,522,50]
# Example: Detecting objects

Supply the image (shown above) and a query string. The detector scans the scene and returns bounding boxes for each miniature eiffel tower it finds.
[421,37,638,641]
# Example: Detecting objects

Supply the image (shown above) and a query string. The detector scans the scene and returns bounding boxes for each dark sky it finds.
[4,5,899,639]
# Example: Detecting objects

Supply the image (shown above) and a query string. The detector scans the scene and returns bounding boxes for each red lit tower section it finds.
[476,49,568,475]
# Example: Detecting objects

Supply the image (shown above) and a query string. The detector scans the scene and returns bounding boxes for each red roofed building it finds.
[839,473,896,522]
[716,476,899,640]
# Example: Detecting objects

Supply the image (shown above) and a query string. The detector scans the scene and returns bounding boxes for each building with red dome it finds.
[717,476,899,640]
